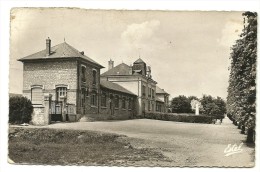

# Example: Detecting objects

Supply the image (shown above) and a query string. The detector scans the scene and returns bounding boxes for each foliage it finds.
[170,95,192,113]
[226,12,257,143]
[200,95,226,118]
[170,95,226,117]
[144,111,214,124]
[9,96,33,124]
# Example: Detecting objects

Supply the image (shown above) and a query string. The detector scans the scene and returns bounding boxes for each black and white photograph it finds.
[0,1,258,171]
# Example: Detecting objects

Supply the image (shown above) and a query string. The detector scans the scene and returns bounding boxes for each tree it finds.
[9,96,33,124]
[213,97,227,117]
[200,95,226,118]
[227,12,257,143]
[170,95,192,113]
[188,96,199,102]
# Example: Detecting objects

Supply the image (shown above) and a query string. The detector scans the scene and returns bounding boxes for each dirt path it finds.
[22,117,254,167]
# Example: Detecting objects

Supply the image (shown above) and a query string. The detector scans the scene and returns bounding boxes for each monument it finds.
[191,99,202,115]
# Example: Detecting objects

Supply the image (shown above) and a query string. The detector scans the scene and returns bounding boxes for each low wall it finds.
[143,112,214,124]
[31,105,46,125]
[80,110,133,122]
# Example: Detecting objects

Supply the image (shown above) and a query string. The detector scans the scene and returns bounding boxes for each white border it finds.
[1,1,259,172]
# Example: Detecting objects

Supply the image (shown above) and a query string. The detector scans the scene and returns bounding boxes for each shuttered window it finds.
[31,87,43,104]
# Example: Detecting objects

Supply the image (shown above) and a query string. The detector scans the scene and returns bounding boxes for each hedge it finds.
[9,96,33,124]
[143,111,214,124]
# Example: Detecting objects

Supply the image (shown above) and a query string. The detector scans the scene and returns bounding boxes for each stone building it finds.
[19,38,136,124]
[155,86,170,112]
[18,38,170,125]
[101,58,169,116]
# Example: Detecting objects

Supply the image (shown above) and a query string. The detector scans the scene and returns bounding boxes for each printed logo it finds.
[224,143,243,156]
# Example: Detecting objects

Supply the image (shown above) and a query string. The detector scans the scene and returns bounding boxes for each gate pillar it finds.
[60,96,67,122]
[43,93,51,125]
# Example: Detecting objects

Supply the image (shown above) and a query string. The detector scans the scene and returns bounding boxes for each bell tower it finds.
[132,58,146,76]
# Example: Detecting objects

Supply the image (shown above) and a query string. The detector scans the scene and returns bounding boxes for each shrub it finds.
[9,96,33,124]
[143,111,214,124]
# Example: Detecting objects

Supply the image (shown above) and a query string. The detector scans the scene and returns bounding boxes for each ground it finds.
[9,117,255,167]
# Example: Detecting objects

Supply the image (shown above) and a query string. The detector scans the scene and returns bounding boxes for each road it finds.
[44,117,254,167]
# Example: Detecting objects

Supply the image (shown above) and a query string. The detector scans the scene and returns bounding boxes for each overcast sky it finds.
[9,8,244,99]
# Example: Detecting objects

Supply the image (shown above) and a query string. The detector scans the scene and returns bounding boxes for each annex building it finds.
[18,38,169,125]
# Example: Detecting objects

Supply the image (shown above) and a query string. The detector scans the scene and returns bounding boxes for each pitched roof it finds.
[156,86,169,95]
[100,80,136,96]
[101,63,131,76]
[134,58,145,63]
[18,42,104,68]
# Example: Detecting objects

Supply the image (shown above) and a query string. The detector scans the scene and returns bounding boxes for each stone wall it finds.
[77,60,101,114]
[23,60,77,105]
[31,105,45,125]
[80,87,136,121]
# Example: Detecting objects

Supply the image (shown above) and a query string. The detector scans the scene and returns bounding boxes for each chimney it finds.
[108,59,114,70]
[46,37,51,56]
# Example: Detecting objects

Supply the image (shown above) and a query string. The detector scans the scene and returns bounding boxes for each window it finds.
[148,101,151,111]
[156,104,162,112]
[81,66,86,82]
[101,92,107,107]
[91,91,97,106]
[122,97,126,109]
[128,98,132,110]
[56,87,67,101]
[81,88,86,107]
[114,95,119,108]
[152,89,155,98]
[31,86,43,104]
[142,85,146,96]
[148,88,151,97]
[142,102,145,112]
[92,70,97,85]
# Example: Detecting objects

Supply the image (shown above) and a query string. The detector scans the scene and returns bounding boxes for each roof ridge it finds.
[18,41,104,68]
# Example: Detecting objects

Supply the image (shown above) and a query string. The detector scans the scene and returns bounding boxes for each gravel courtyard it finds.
[42,117,254,167]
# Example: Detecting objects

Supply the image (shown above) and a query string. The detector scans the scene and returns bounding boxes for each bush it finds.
[9,96,33,124]
[143,111,214,124]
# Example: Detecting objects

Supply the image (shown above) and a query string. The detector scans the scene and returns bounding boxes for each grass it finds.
[8,127,167,166]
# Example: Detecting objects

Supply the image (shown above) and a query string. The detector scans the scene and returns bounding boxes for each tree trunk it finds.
[246,128,255,143]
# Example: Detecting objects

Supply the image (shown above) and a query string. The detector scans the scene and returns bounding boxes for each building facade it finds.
[155,86,170,112]
[101,59,169,116]
[19,38,136,124]
[19,38,170,124]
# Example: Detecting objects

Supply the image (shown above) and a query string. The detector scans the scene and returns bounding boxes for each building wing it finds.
[100,80,136,96]
[101,63,131,76]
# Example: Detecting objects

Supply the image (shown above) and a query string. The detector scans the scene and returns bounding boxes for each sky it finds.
[9,8,244,99]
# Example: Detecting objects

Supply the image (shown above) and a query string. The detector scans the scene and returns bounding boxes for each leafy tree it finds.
[170,95,192,113]
[200,95,226,118]
[213,97,227,118]
[188,96,199,102]
[227,12,257,143]
[9,96,33,124]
